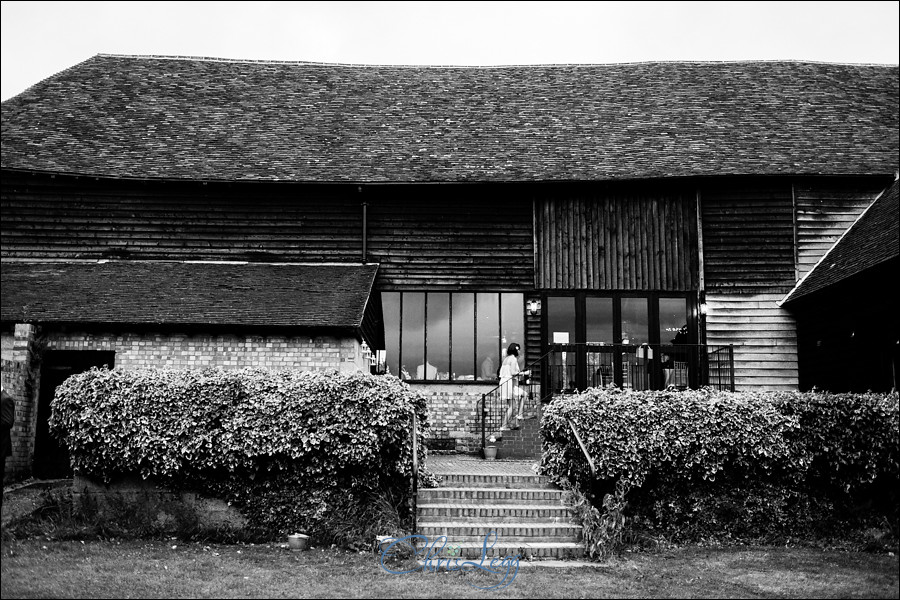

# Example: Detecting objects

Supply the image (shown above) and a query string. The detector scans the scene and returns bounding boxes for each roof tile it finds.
[2,55,897,182]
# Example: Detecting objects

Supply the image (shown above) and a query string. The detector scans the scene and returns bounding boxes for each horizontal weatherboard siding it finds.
[367,187,533,290]
[701,185,795,294]
[1,173,362,262]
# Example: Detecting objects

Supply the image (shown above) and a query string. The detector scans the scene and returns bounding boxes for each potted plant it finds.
[288,533,309,551]
[484,435,498,460]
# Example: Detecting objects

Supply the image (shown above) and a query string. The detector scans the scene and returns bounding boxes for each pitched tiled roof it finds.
[1,55,897,182]
[782,179,899,304]
[0,261,378,328]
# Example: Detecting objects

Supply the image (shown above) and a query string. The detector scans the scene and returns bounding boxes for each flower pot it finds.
[288,533,309,551]
[483,445,498,460]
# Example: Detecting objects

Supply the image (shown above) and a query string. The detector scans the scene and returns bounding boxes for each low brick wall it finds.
[73,474,247,532]
[48,330,366,372]
[410,383,494,454]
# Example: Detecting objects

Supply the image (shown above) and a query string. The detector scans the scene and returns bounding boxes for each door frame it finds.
[541,291,699,392]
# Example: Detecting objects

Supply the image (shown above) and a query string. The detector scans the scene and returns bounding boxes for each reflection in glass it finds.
[547,296,576,344]
[620,297,649,344]
[500,294,525,369]
[451,293,475,379]
[401,292,425,380]
[586,297,613,344]
[476,293,499,381]
[547,296,576,392]
[426,293,450,379]
[658,297,689,345]
[382,292,401,377]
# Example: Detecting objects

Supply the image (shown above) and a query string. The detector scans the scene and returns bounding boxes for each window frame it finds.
[383,291,525,383]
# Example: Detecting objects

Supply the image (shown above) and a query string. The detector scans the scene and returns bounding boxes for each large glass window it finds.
[401,293,425,380]
[425,293,450,379]
[547,296,576,345]
[383,292,401,377]
[383,292,524,382]
[476,293,500,380]
[586,297,614,344]
[451,293,475,379]
[658,297,689,345]
[500,294,525,370]
[620,297,649,345]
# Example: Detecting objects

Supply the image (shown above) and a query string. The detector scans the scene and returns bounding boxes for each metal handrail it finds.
[478,349,557,452]
[567,417,597,477]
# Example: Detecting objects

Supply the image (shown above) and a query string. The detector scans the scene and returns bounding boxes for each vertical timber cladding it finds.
[535,183,700,291]
[0,172,362,262]
[701,181,798,391]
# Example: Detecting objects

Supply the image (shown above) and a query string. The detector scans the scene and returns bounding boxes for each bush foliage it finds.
[542,387,899,547]
[50,367,427,546]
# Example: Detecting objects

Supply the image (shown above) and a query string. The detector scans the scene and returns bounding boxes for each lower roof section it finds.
[0,260,378,330]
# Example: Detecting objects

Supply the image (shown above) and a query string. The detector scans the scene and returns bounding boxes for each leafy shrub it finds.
[541,387,899,547]
[50,367,427,546]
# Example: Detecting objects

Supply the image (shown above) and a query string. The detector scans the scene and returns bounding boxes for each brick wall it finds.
[1,359,34,480]
[1,324,42,482]
[409,383,494,454]
[1,325,369,482]
[44,330,367,372]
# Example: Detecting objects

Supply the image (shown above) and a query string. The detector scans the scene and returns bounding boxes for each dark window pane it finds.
[659,297,689,345]
[426,293,450,380]
[547,296,577,392]
[476,293,500,381]
[382,292,400,377]
[547,296,576,344]
[621,297,649,344]
[401,292,425,380]
[586,297,613,344]
[501,293,525,368]
[452,293,475,379]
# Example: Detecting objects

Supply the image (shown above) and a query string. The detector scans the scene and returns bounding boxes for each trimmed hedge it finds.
[542,387,899,544]
[50,367,427,545]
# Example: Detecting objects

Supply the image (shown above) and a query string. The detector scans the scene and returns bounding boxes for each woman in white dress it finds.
[498,343,530,429]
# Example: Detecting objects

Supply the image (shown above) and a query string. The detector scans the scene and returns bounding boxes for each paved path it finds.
[425,454,539,476]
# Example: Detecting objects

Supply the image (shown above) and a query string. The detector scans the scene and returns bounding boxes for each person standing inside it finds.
[1,385,14,511]
[499,343,529,430]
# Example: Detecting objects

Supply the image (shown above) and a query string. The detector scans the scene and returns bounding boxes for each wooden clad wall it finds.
[700,182,797,390]
[701,184,795,294]
[705,292,798,391]
[366,186,533,290]
[1,172,362,262]
[535,186,699,291]
[794,179,885,280]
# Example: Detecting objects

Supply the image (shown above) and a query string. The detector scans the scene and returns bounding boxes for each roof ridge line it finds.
[94,53,900,69]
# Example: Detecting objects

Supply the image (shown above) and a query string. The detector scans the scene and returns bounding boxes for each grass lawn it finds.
[1,538,897,599]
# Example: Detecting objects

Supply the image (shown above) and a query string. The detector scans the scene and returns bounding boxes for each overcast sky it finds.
[1,0,898,101]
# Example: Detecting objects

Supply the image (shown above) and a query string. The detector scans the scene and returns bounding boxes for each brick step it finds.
[417,503,576,523]
[418,522,581,542]
[429,474,556,489]
[418,487,566,504]
[418,541,585,560]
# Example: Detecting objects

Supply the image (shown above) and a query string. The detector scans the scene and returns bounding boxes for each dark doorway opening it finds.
[34,350,115,479]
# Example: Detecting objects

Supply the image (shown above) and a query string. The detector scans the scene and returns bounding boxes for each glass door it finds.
[544,293,695,393]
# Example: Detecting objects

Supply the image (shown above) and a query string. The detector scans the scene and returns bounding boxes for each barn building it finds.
[2,55,897,475]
